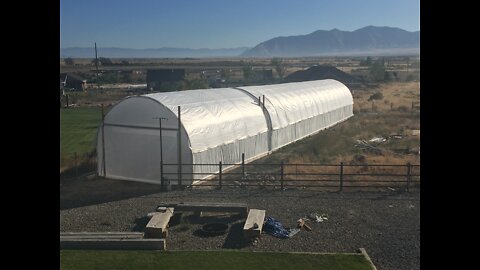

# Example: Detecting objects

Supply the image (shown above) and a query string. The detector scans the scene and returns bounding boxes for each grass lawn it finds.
[60,107,102,163]
[60,250,374,270]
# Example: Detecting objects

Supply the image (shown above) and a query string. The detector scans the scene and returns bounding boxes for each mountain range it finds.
[60,47,250,58]
[60,26,419,58]
[242,26,419,57]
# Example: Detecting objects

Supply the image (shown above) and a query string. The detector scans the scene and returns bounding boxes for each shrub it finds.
[397,105,409,112]
[406,74,415,81]
[368,92,383,101]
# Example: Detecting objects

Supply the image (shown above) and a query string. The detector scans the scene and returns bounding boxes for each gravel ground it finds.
[60,189,420,270]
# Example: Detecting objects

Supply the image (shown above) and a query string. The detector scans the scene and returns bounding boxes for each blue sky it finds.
[60,0,420,49]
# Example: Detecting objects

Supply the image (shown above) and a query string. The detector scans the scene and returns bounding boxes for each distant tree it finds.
[366,56,373,66]
[99,57,113,66]
[159,81,186,92]
[121,60,129,65]
[368,92,383,101]
[64,57,75,66]
[384,71,392,81]
[100,73,119,84]
[271,58,286,79]
[220,69,231,80]
[359,56,373,66]
[369,58,386,82]
[242,66,253,80]
[392,72,399,81]
[185,79,209,90]
[121,73,132,83]
[91,57,113,66]
[406,74,415,82]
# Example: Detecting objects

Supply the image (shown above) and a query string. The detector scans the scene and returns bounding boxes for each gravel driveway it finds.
[60,189,420,270]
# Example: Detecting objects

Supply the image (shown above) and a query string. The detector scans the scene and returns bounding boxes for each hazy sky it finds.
[60,0,420,49]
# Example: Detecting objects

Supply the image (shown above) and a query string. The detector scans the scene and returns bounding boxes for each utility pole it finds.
[95,42,100,92]
[153,117,168,191]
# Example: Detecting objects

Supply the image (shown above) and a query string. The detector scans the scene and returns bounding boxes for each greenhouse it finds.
[97,79,353,184]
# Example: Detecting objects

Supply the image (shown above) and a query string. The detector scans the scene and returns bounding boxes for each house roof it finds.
[285,65,359,84]
[60,73,87,82]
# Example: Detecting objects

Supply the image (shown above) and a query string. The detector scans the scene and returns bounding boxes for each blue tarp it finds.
[263,216,299,238]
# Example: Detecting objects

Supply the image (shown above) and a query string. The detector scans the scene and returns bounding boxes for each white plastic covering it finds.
[97,96,193,184]
[148,88,268,153]
[97,88,269,184]
[239,79,353,150]
[97,79,353,184]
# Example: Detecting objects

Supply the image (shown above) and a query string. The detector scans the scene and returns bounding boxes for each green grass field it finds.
[60,107,103,164]
[60,250,374,270]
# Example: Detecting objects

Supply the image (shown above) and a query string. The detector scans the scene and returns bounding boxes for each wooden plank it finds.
[61,232,144,235]
[145,207,174,238]
[60,238,165,250]
[157,202,248,217]
[60,232,143,239]
[60,234,144,240]
[243,209,266,239]
[60,232,144,238]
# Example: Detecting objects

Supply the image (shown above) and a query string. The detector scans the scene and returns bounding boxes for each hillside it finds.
[242,26,419,57]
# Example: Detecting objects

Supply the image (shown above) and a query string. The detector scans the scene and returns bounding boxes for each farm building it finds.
[285,65,362,88]
[97,79,353,184]
[146,69,185,91]
[60,73,87,91]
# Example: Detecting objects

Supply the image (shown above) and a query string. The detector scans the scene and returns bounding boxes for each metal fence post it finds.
[406,162,411,192]
[339,162,344,192]
[101,103,106,178]
[93,151,98,176]
[242,153,245,177]
[219,161,222,189]
[280,160,284,190]
[296,164,298,181]
[177,106,182,188]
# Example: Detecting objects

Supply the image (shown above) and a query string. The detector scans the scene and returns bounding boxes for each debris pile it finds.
[369,137,386,143]
[304,213,329,223]
[297,218,312,231]
[355,139,383,154]
[234,174,278,188]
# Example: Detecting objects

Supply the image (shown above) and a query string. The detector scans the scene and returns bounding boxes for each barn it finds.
[97,79,353,185]
[146,69,185,91]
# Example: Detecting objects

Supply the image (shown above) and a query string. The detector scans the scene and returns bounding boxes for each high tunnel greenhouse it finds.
[97,79,354,185]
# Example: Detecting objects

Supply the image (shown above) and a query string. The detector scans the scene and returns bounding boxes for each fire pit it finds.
[200,222,229,236]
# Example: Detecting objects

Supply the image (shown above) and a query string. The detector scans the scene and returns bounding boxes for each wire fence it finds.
[60,151,97,180]
[161,161,420,192]
[60,152,419,192]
